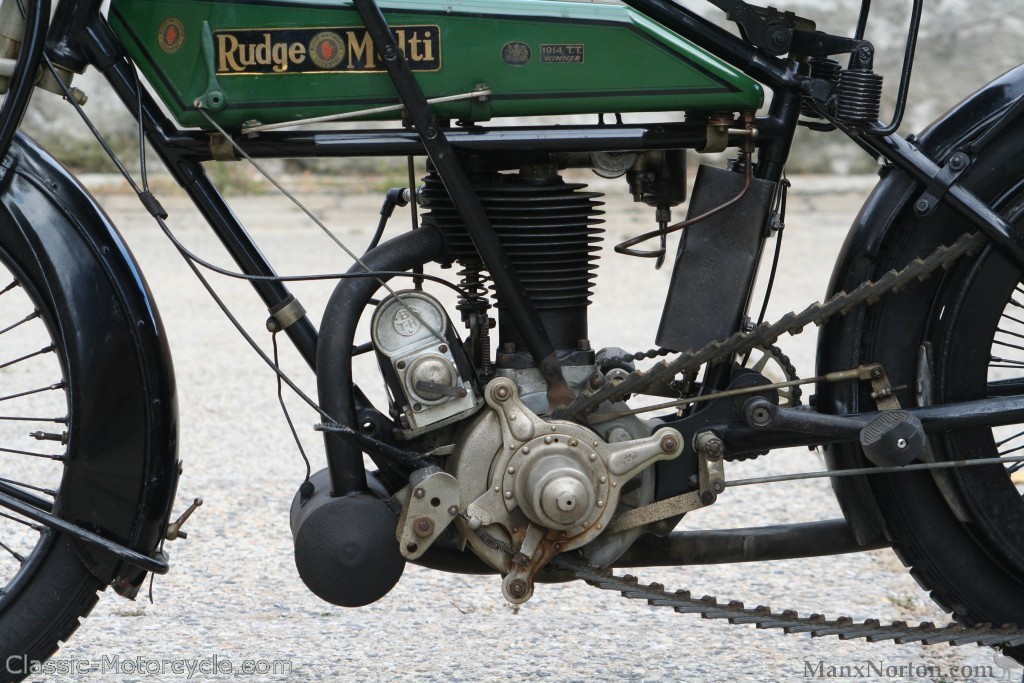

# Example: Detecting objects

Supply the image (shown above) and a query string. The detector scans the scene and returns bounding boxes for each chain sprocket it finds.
[553,556,1024,648]
[543,230,1018,648]
[554,230,987,422]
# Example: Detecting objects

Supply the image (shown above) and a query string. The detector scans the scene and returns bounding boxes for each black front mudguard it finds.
[0,134,179,596]
[816,65,1024,545]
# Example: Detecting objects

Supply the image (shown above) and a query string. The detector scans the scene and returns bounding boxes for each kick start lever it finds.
[743,398,925,467]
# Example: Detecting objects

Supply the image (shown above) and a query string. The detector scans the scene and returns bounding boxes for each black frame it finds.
[29,0,1024,497]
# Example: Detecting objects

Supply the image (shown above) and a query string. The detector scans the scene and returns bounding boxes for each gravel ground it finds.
[29,170,1019,682]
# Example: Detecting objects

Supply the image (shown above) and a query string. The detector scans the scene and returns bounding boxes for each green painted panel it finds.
[108,0,764,129]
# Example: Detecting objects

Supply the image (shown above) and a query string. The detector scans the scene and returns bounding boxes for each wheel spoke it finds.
[0,310,39,338]
[997,327,1024,342]
[0,415,65,424]
[0,381,65,403]
[0,345,53,372]
[0,511,42,532]
[996,428,1024,447]
[0,479,53,515]
[0,539,23,564]
[993,339,1024,354]
[0,280,18,297]
[989,377,1024,397]
[0,445,64,461]
[998,441,1024,457]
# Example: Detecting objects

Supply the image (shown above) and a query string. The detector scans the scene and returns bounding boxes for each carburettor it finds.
[371,290,482,438]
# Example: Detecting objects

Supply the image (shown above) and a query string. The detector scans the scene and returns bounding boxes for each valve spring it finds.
[835,69,884,126]
[456,262,491,316]
[457,263,494,375]
[800,57,842,119]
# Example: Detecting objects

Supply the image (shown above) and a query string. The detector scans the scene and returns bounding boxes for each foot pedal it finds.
[859,410,924,467]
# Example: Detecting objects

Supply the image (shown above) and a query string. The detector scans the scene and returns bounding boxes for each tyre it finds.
[0,231,105,682]
[844,115,1024,655]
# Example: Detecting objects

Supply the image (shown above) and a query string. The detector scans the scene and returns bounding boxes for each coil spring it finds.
[457,263,494,376]
[800,57,842,119]
[835,69,884,126]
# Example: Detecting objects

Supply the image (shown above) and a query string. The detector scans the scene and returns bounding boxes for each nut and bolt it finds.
[493,384,511,402]
[396,360,407,370]
[896,438,908,450]
[659,434,680,454]
[700,490,717,506]
[750,406,772,427]
[695,431,724,461]
[413,488,425,499]
[413,516,435,538]
[507,579,529,599]
[438,344,448,353]
[447,505,459,516]
[712,481,725,495]
[589,373,606,390]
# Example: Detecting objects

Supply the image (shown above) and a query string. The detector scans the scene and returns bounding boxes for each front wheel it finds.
[0,134,180,679]
[0,237,103,681]
[839,117,1024,652]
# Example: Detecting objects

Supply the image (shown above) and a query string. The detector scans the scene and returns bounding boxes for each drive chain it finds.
[554,230,988,422]
[553,556,1024,648]
[551,229,1021,648]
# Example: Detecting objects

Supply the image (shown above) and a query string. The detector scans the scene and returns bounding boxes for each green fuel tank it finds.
[109,0,764,130]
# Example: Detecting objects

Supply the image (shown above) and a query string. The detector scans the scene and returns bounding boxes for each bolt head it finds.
[507,579,529,599]
[413,488,425,499]
[413,516,435,538]
[660,435,679,453]
[896,437,908,450]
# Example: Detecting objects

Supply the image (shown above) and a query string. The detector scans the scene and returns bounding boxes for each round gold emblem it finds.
[157,18,185,54]
[308,32,345,70]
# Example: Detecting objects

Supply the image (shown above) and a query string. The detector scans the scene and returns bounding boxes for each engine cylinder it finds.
[421,168,604,355]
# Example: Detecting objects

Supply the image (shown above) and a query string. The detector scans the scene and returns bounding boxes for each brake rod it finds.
[0,489,169,574]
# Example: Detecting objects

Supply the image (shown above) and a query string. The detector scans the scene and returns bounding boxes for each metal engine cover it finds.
[371,290,481,438]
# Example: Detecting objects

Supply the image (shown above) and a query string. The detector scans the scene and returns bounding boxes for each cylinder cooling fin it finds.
[420,168,605,353]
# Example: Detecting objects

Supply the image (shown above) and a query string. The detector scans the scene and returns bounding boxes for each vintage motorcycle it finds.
[3,0,1024,673]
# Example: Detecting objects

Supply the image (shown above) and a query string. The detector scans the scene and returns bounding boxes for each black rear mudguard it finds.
[0,133,179,596]
[816,65,1024,545]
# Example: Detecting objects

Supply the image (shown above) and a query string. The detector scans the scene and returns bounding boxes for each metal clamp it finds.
[913,151,972,218]
[266,295,307,333]
[396,467,460,560]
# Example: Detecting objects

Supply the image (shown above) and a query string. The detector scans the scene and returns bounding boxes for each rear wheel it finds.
[855,118,1024,652]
